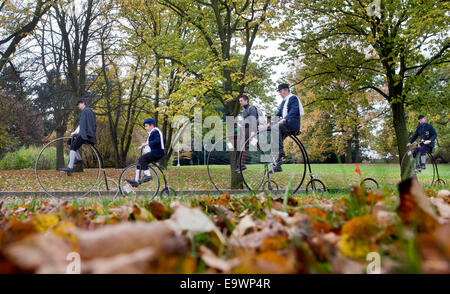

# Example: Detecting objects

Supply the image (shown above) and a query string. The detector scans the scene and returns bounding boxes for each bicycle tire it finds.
[35,137,101,197]
[306,178,327,193]
[118,163,160,198]
[360,177,379,190]
[239,130,307,194]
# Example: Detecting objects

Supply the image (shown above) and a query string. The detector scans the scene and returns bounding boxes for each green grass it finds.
[195,163,449,191]
[0,163,448,192]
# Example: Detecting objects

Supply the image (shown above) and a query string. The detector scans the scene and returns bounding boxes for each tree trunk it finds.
[345,138,353,163]
[224,100,243,189]
[391,101,409,178]
[55,127,65,169]
[354,127,361,163]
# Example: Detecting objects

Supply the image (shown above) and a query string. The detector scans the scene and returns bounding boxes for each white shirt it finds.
[143,127,165,154]
[282,94,304,118]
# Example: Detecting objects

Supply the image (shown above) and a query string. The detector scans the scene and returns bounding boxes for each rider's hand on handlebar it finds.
[70,131,77,137]
[424,140,431,145]
[406,142,411,147]
[280,119,287,125]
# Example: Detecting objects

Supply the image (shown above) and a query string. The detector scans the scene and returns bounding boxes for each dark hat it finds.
[278,83,290,91]
[77,98,87,105]
[418,115,425,120]
[143,118,156,126]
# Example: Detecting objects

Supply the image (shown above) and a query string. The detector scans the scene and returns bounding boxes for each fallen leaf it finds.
[232,215,258,238]
[169,204,226,244]
[398,177,440,232]
[199,245,240,273]
[76,221,176,259]
[83,247,156,274]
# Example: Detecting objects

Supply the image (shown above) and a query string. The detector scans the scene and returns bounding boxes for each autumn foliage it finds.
[0,178,449,274]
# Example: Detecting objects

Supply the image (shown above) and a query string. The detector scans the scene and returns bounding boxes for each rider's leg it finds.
[235,126,250,172]
[419,145,432,169]
[138,153,161,182]
[127,154,154,187]
[275,124,292,165]
[61,136,85,171]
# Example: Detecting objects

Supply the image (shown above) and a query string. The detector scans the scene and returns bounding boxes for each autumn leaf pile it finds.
[0,178,449,274]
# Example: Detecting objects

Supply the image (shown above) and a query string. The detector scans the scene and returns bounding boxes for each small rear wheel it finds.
[160,187,177,198]
[361,178,379,191]
[305,178,327,193]
[97,177,120,198]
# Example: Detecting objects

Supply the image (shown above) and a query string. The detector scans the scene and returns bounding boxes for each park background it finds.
[0,0,448,177]
[0,0,449,275]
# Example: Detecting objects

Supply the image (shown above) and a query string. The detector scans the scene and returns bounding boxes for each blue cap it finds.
[143,118,156,126]
[77,98,87,105]
[278,83,289,91]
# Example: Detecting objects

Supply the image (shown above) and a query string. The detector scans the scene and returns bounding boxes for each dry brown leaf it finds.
[83,247,156,274]
[231,250,296,274]
[229,210,287,250]
[76,221,176,259]
[108,206,131,221]
[429,197,450,223]
[4,217,39,243]
[169,204,226,244]
[397,177,440,232]
[148,201,170,220]
[199,245,240,273]
[437,190,450,204]
[3,232,73,273]
[232,215,258,238]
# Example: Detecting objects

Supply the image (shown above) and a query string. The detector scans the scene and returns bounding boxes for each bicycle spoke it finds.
[35,137,101,197]
[240,130,307,193]
[119,163,159,197]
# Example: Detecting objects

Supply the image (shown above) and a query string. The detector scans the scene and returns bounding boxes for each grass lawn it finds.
[0,163,448,193]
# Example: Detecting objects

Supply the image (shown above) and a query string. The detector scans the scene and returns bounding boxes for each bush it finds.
[0,145,60,170]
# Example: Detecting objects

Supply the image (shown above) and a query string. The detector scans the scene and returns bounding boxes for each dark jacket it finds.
[276,95,301,133]
[147,128,165,158]
[79,107,97,144]
[243,104,258,120]
[409,122,437,148]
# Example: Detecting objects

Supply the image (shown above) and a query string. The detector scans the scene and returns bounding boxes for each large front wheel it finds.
[35,137,101,197]
[119,163,160,198]
[239,130,307,193]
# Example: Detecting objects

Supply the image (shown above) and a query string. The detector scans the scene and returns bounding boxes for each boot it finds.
[126,179,139,188]
[59,167,74,174]
[140,175,153,183]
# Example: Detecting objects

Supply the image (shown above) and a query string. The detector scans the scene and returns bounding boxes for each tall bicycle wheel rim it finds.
[400,150,416,179]
[240,130,307,193]
[400,149,435,186]
[119,163,159,197]
[35,137,101,197]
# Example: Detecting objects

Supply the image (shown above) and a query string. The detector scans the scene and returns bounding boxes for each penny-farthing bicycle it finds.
[235,127,327,194]
[118,149,176,199]
[35,137,119,197]
[400,140,446,186]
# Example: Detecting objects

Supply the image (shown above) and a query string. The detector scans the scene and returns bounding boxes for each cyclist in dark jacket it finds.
[59,98,96,173]
[269,83,304,172]
[126,118,165,187]
[234,95,261,173]
[407,115,437,169]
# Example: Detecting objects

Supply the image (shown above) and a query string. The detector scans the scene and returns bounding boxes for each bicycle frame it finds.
[404,143,445,186]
